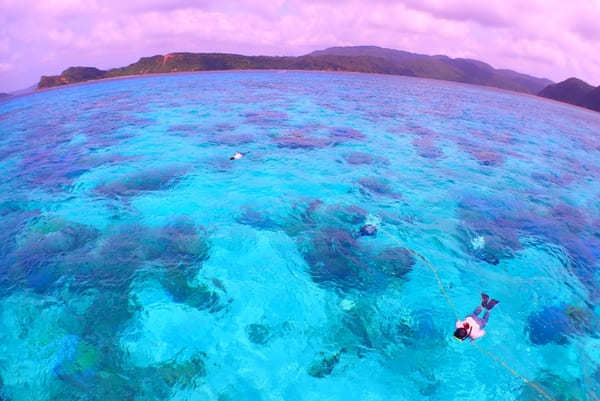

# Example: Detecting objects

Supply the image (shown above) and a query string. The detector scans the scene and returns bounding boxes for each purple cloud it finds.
[0,0,598,92]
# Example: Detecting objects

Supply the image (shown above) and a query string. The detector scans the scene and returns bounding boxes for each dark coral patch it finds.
[371,247,415,278]
[236,207,279,231]
[96,166,189,198]
[457,196,524,264]
[329,127,366,143]
[246,323,271,345]
[519,372,587,401]
[409,127,444,159]
[167,124,201,136]
[158,218,211,268]
[331,205,367,225]
[549,204,587,234]
[531,172,576,187]
[358,177,402,199]
[53,337,101,389]
[527,308,571,345]
[344,152,376,165]
[23,218,99,256]
[470,130,518,146]
[67,218,210,295]
[75,225,153,291]
[308,351,342,378]
[303,227,368,290]
[458,194,600,297]
[343,151,389,166]
[9,218,99,292]
[470,149,504,166]
[212,134,254,146]
[413,136,444,159]
[459,228,517,265]
[454,137,505,167]
[244,110,288,126]
[164,278,226,313]
[213,123,237,133]
[273,131,332,149]
[525,305,598,345]
[132,356,207,398]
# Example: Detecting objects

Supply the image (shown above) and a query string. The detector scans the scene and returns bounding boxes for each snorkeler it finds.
[359,224,377,237]
[230,151,247,160]
[454,293,499,342]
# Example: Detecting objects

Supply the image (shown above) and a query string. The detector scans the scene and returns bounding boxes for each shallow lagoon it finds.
[0,71,599,400]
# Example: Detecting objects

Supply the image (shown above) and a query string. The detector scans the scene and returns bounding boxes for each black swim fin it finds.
[486,299,499,310]
[481,293,490,308]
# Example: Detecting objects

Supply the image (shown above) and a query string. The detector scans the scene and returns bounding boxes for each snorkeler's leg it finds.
[472,306,484,316]
[480,310,490,328]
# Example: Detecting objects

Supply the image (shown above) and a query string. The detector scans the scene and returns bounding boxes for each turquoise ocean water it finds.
[0,71,599,400]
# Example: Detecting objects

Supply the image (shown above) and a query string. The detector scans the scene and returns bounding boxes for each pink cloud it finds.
[400,0,511,27]
[0,0,598,92]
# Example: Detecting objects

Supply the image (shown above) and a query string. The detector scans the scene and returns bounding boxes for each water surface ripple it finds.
[0,71,599,400]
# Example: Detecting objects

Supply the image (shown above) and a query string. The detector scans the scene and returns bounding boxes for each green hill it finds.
[37,46,552,96]
[538,78,600,112]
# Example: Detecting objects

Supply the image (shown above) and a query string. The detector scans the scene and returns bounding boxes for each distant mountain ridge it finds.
[309,46,553,94]
[37,46,553,95]
[538,77,600,112]
[32,46,600,112]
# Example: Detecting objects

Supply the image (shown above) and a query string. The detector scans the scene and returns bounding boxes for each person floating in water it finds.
[454,293,499,342]
[359,224,377,237]
[230,151,246,160]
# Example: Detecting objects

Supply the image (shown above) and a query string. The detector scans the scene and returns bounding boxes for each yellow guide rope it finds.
[298,175,571,401]
[378,226,559,401]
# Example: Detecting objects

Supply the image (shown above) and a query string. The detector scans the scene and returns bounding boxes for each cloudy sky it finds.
[1,0,599,92]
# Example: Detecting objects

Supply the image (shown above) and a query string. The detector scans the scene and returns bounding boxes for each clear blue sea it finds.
[0,71,599,400]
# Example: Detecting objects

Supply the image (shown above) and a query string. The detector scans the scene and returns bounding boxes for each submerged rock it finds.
[308,350,343,378]
[246,323,271,345]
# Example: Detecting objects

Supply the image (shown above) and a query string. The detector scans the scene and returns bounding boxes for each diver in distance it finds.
[230,151,248,160]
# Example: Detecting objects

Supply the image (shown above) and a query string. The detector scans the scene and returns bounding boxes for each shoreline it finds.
[2,69,599,115]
